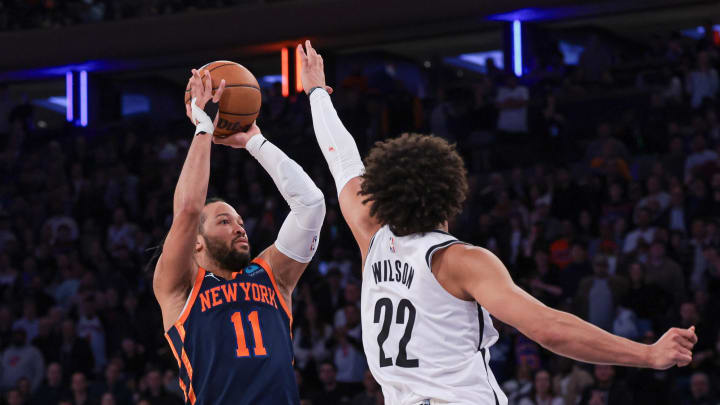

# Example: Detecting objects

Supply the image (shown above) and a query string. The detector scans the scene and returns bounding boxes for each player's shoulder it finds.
[436,243,499,272]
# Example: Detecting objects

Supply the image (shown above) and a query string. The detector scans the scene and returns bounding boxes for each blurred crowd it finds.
[0,0,260,31]
[0,19,719,405]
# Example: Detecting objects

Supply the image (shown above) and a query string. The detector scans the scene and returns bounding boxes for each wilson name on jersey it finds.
[361,225,508,405]
[164,258,299,405]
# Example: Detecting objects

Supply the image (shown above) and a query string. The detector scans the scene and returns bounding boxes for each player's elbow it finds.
[174,205,202,220]
[305,186,325,210]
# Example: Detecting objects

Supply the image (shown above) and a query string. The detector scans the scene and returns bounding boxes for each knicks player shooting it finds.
[152,69,325,404]
[298,41,697,405]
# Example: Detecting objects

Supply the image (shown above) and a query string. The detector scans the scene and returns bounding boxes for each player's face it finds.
[200,202,250,271]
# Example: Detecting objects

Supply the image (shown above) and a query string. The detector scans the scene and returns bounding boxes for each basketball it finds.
[183,61,261,138]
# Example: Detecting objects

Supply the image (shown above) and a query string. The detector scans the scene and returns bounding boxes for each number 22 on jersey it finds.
[374,298,419,368]
[231,310,268,357]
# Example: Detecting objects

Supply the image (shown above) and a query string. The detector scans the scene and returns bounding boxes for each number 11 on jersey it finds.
[231,310,268,357]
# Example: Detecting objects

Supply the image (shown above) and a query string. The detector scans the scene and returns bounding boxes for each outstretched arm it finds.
[298,40,380,256]
[213,124,325,297]
[154,70,225,332]
[436,244,697,369]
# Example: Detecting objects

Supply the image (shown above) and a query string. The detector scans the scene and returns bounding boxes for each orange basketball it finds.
[184,61,261,138]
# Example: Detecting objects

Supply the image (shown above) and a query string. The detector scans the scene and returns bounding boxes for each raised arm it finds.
[153,70,225,331]
[298,41,380,256]
[435,244,697,369]
[212,123,325,299]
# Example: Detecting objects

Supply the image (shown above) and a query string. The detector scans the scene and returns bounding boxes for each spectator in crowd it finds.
[645,241,686,304]
[527,249,563,308]
[76,297,107,373]
[334,280,361,328]
[622,208,657,254]
[682,372,717,405]
[58,319,94,377]
[574,255,628,331]
[0,329,44,392]
[560,244,592,303]
[518,369,564,405]
[624,261,673,331]
[68,372,97,405]
[579,365,632,405]
[100,393,117,405]
[12,301,39,344]
[293,303,333,371]
[503,360,533,405]
[685,135,719,183]
[311,361,352,405]
[686,51,718,109]
[333,305,366,392]
[551,358,593,405]
[31,362,68,405]
[6,389,24,405]
[350,370,383,405]
[496,75,529,134]
[89,363,132,405]
[138,369,181,405]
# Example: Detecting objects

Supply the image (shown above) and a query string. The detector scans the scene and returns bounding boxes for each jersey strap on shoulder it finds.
[424,238,467,267]
[251,257,293,327]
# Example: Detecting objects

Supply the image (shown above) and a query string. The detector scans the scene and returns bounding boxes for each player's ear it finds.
[196,235,204,252]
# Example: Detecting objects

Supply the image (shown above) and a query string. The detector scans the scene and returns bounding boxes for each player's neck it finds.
[195,255,235,280]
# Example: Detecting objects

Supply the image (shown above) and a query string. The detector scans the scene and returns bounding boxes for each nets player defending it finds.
[153,69,325,404]
[298,41,697,405]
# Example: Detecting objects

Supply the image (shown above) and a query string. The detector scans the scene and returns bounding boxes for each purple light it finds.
[513,20,522,77]
[66,72,73,122]
[80,70,88,127]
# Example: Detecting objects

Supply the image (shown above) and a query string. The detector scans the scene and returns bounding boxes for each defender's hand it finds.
[297,40,333,95]
[212,122,261,149]
[185,69,226,123]
[648,326,697,369]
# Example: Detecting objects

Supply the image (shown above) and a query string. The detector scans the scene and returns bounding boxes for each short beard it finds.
[202,234,250,271]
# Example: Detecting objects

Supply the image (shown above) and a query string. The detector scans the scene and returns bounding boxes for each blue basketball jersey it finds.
[164,258,299,405]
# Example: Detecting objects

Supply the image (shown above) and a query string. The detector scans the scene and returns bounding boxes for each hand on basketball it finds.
[297,40,333,96]
[185,69,226,124]
[647,326,697,369]
[212,121,261,149]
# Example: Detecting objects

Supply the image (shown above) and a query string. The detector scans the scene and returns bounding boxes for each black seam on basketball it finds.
[219,110,260,116]
[213,84,260,90]
[185,85,260,92]
[208,63,236,72]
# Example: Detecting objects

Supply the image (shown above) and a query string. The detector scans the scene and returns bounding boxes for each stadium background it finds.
[0,0,719,404]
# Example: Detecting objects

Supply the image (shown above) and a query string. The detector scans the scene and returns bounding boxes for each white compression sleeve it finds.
[309,88,365,196]
[246,134,325,263]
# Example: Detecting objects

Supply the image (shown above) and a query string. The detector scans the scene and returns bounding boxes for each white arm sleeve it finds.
[309,88,365,196]
[246,134,325,263]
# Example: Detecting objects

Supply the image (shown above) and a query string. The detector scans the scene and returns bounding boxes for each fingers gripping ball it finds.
[184,61,261,138]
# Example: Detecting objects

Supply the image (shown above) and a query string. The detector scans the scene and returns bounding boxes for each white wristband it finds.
[191,97,214,135]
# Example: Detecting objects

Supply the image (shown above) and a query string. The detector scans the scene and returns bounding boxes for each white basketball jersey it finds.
[361,225,508,405]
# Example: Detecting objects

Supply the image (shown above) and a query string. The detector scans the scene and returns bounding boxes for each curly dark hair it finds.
[359,133,468,236]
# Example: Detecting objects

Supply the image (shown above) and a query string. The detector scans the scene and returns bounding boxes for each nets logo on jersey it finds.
[389,237,396,253]
[244,264,265,277]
